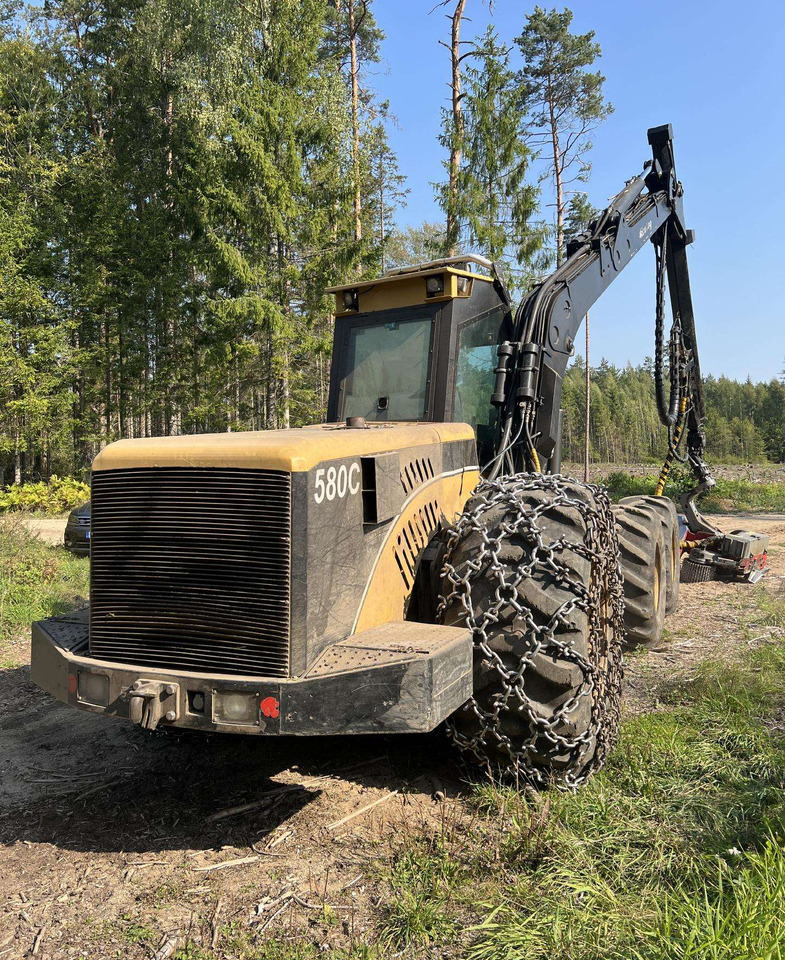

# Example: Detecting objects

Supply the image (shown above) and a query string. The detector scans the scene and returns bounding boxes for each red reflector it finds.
[67,673,77,694]
[260,696,279,719]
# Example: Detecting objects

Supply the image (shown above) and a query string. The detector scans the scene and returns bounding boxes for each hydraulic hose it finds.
[654,230,681,428]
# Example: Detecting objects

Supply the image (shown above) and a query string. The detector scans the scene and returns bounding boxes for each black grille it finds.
[89,467,291,677]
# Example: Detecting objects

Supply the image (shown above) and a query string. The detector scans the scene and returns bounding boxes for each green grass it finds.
[0,517,89,652]
[375,632,785,959]
[379,839,462,947]
[601,466,785,513]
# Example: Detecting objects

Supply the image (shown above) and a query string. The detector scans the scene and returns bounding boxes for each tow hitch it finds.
[128,680,180,730]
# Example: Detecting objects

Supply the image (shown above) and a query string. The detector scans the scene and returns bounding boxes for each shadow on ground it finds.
[0,668,463,855]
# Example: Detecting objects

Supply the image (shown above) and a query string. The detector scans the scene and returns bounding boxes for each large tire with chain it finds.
[438,474,624,789]
[612,502,667,647]
[618,495,680,616]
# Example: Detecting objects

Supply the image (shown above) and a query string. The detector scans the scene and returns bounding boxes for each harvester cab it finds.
[30,125,765,788]
[325,254,513,468]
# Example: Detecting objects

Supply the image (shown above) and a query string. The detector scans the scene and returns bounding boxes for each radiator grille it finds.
[89,467,291,677]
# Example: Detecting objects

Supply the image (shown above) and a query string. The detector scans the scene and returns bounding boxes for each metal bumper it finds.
[30,611,473,736]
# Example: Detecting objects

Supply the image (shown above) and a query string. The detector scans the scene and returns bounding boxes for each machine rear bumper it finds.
[30,611,473,736]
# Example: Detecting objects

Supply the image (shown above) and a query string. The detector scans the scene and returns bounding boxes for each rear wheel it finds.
[612,502,667,647]
[439,474,624,788]
[618,495,680,615]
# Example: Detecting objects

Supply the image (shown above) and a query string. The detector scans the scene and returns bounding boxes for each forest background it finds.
[1,0,783,485]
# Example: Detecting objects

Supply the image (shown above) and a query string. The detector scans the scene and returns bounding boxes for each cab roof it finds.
[326,254,497,316]
[325,254,495,295]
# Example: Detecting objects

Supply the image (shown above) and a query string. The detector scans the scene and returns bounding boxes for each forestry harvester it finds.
[30,125,765,787]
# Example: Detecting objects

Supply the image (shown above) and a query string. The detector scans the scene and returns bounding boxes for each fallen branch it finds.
[210,898,222,949]
[72,778,126,803]
[31,927,46,956]
[291,893,352,912]
[326,790,398,832]
[266,829,293,850]
[205,785,306,822]
[193,855,261,874]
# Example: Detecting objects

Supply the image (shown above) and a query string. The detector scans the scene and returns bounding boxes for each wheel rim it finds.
[654,544,662,613]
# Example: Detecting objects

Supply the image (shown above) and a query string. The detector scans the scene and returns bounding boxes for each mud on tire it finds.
[439,474,624,789]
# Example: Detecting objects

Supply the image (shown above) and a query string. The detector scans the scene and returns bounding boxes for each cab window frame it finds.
[328,302,440,423]
[447,304,508,465]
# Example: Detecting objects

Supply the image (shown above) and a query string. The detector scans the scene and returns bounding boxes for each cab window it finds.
[342,317,432,421]
[454,307,505,464]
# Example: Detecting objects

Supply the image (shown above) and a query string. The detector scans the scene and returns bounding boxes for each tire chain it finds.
[437,473,625,790]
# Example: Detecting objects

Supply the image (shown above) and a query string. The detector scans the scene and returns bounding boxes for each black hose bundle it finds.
[654,229,682,428]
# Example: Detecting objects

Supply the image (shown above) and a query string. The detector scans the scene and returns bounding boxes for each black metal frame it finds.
[488,124,715,529]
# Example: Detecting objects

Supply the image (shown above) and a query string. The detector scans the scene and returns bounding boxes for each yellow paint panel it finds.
[353,468,481,633]
[332,267,488,316]
[92,422,476,474]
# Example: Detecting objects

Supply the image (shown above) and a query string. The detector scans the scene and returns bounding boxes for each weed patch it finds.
[0,518,88,650]
[0,476,89,514]
[372,637,785,958]
[601,466,785,513]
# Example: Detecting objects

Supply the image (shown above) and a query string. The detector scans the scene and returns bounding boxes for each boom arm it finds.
[490,124,716,532]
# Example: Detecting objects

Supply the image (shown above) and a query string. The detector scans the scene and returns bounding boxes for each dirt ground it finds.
[18,518,67,547]
[2,514,784,958]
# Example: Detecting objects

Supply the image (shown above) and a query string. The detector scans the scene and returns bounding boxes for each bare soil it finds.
[563,461,785,484]
[1,514,784,958]
[18,518,67,547]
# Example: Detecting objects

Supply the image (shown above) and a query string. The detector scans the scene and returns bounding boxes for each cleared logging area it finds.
[1,514,785,959]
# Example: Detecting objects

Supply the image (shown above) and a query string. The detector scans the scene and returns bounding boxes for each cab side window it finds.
[454,307,506,466]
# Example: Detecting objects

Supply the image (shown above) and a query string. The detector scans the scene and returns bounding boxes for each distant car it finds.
[64,501,91,555]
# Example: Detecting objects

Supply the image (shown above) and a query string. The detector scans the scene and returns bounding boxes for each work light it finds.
[425,274,445,296]
[342,288,359,311]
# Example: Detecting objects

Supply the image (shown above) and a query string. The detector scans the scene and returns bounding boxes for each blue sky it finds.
[371,0,785,382]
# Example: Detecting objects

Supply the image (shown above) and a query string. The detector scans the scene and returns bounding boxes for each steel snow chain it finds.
[437,473,625,790]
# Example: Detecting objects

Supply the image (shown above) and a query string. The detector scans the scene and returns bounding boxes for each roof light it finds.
[342,289,359,311]
[425,274,445,296]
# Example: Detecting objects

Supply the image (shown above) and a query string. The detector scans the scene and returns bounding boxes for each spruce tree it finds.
[454,26,544,286]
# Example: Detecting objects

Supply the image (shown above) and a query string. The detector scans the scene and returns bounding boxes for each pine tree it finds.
[516,7,612,265]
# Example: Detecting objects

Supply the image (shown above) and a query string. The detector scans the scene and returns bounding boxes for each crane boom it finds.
[490,124,716,533]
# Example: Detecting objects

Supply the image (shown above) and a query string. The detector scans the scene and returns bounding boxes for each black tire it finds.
[439,474,624,788]
[619,495,680,616]
[681,557,717,583]
[612,502,667,647]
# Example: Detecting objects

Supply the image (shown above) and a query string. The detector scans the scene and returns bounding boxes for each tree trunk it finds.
[545,75,564,266]
[378,144,387,270]
[349,0,362,245]
[445,0,467,256]
[13,426,22,485]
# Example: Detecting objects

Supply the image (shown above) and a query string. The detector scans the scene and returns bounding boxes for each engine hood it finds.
[91,422,475,474]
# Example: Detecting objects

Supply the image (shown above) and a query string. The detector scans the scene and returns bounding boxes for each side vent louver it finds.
[400,456,435,495]
[393,500,441,589]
